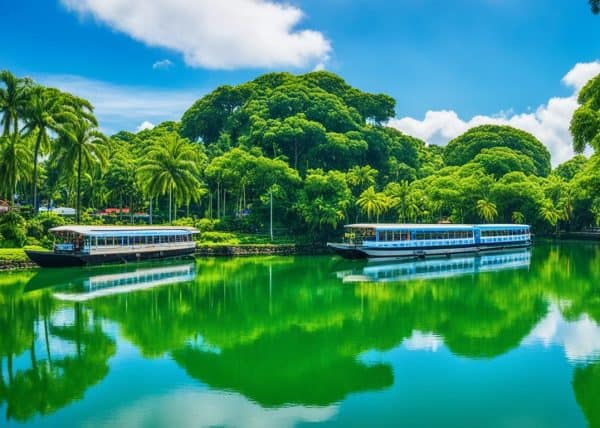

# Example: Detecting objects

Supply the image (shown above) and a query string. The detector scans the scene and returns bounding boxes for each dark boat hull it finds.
[26,248,195,268]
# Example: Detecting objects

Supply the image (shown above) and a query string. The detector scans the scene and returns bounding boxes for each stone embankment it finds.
[0,260,37,270]
[195,244,328,257]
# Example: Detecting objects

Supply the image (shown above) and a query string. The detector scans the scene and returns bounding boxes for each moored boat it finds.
[327,223,531,260]
[26,225,199,268]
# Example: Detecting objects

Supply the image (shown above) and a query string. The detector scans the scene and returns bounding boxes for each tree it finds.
[511,211,526,224]
[356,186,389,222]
[591,0,600,14]
[476,199,498,223]
[22,86,73,213]
[571,73,600,153]
[445,125,551,177]
[470,147,537,178]
[539,200,563,230]
[138,133,203,223]
[52,117,107,223]
[0,71,31,137]
[0,134,32,205]
[385,181,419,222]
[296,169,351,238]
[347,165,378,195]
[553,155,588,181]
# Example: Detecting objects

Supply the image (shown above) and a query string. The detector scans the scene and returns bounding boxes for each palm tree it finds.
[347,165,378,193]
[476,199,498,223]
[511,211,526,224]
[0,71,31,137]
[357,186,388,222]
[22,86,73,213]
[591,0,600,14]
[386,181,419,222]
[539,200,563,230]
[52,117,107,223]
[0,134,32,205]
[137,134,202,223]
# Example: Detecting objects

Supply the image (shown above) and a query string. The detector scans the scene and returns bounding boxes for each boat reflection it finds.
[49,262,197,302]
[337,249,531,283]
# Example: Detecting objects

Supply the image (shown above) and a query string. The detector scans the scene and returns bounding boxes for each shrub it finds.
[196,231,239,244]
[195,218,219,232]
[27,218,44,239]
[172,217,195,227]
[0,211,27,247]
[36,212,66,232]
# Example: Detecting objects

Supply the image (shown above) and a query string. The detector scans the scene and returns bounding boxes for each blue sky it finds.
[2,0,600,163]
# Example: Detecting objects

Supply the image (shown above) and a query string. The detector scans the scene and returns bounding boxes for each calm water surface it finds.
[1,242,599,427]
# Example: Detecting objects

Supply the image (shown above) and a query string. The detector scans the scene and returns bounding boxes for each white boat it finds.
[26,225,199,267]
[327,223,532,259]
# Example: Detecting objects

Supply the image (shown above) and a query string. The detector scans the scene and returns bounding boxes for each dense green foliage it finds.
[2,68,600,245]
[444,125,551,176]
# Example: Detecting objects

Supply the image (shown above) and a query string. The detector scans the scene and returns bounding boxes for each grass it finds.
[0,246,47,263]
[196,231,300,246]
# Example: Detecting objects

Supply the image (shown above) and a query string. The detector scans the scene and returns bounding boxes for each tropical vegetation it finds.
[2,68,600,247]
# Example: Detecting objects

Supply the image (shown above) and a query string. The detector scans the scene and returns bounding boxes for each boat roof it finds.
[345,223,529,230]
[49,225,199,237]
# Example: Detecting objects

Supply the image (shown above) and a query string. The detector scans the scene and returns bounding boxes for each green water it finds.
[1,242,599,427]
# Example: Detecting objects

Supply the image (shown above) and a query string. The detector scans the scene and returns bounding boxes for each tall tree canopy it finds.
[444,125,551,177]
[571,73,600,153]
[180,71,414,177]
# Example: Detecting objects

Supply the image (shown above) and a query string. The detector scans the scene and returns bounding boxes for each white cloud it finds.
[389,60,600,166]
[313,62,326,72]
[60,0,331,70]
[152,59,173,70]
[136,121,155,132]
[36,74,200,135]
[403,330,443,352]
[523,303,600,363]
[82,388,338,428]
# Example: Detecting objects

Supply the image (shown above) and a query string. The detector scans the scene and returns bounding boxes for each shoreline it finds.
[3,237,599,271]
[0,243,330,271]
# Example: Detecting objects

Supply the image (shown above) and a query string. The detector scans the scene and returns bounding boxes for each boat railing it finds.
[480,234,530,243]
[367,238,475,248]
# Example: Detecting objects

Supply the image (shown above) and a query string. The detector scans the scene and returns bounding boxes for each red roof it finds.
[99,208,130,214]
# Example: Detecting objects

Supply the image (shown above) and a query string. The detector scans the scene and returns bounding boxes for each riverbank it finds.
[195,243,329,257]
[0,248,38,270]
[552,231,600,241]
[0,243,330,271]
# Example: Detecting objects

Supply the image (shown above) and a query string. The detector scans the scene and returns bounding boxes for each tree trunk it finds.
[130,195,134,224]
[217,182,220,219]
[169,185,172,224]
[149,198,153,225]
[32,130,43,214]
[76,145,82,223]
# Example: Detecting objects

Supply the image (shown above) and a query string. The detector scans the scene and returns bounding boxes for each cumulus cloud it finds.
[60,0,331,69]
[81,388,338,428]
[152,59,173,70]
[36,74,200,135]
[403,330,443,352]
[523,303,600,363]
[389,60,600,166]
[136,121,155,132]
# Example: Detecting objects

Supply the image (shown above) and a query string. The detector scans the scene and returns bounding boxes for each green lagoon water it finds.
[1,242,599,427]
